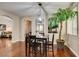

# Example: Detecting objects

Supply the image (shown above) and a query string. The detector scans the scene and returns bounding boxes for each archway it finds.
[0,16,13,39]
[0,15,13,56]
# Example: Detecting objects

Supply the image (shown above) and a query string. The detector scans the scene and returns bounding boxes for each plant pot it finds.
[56,39,65,50]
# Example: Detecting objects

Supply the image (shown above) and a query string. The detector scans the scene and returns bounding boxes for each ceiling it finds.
[0,2,71,17]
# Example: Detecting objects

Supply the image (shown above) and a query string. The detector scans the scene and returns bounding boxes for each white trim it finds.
[11,40,20,43]
[67,46,79,57]
[20,39,25,42]
[11,40,24,43]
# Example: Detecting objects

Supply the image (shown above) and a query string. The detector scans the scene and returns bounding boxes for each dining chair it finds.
[29,35,41,57]
[46,33,54,56]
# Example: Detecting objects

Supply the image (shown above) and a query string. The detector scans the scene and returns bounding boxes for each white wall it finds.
[31,17,36,35]
[12,17,20,43]
[66,35,79,56]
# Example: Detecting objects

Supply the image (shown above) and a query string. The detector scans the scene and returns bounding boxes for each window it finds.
[36,17,44,33]
[37,24,44,32]
[67,6,78,36]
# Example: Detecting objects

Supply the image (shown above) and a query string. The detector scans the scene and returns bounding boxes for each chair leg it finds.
[43,43,46,57]
[25,42,27,56]
[32,47,33,56]
[29,45,30,56]
[47,45,49,55]
[43,43,45,56]
[40,44,41,56]
[52,46,54,56]
[45,44,47,57]
[33,46,37,57]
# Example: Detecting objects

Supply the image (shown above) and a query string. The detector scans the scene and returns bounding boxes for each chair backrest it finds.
[25,33,29,43]
[47,34,54,44]
[29,35,36,43]
[46,35,49,42]
[52,33,54,44]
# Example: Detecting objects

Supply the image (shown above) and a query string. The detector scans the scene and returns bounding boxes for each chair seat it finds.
[47,41,53,45]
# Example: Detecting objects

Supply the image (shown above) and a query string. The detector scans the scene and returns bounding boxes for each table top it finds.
[35,36,48,43]
[36,36,48,39]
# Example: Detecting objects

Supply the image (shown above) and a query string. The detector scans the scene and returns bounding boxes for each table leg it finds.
[45,39,47,56]
[29,43,30,56]
[25,37,27,56]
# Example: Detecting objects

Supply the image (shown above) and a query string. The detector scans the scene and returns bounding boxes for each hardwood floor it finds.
[0,39,76,57]
[0,38,11,56]
[12,41,76,57]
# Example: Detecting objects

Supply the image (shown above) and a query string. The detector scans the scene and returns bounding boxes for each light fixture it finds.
[38,17,42,21]
[38,2,42,6]
[37,2,42,22]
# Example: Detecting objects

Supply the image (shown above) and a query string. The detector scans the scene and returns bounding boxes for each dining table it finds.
[36,36,48,56]
[25,35,48,57]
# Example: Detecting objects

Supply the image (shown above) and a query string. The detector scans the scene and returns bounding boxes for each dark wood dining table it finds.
[36,37,48,56]
[25,35,48,57]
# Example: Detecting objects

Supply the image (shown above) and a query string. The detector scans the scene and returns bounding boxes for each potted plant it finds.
[49,8,77,49]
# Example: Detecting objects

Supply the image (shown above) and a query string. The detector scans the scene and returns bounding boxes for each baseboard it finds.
[11,40,19,43]
[11,39,25,43]
[67,46,79,57]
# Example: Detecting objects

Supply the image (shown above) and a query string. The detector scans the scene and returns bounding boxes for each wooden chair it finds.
[46,33,54,56]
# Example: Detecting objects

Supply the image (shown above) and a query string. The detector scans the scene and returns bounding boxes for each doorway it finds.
[0,16,13,56]
[25,20,32,34]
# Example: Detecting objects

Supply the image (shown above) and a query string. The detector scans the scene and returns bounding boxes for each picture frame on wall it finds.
[0,24,6,31]
[48,17,58,33]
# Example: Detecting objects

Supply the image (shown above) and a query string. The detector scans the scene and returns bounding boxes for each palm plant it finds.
[48,8,77,49]
[52,8,77,41]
